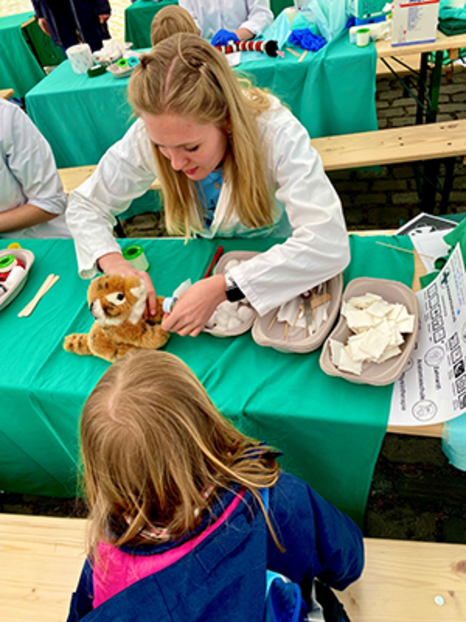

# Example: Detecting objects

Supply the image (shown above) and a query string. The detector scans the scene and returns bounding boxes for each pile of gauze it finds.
[205,259,255,332]
[329,292,416,375]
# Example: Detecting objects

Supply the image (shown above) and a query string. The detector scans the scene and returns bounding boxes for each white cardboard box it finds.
[391,0,440,47]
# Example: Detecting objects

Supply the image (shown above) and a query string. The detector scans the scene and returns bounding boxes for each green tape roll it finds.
[117,58,128,68]
[88,64,107,78]
[122,245,150,271]
[0,254,16,273]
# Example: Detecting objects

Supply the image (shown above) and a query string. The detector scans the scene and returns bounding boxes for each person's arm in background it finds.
[66,120,159,314]
[94,0,111,24]
[0,105,67,234]
[178,1,202,35]
[235,0,274,41]
[31,0,50,36]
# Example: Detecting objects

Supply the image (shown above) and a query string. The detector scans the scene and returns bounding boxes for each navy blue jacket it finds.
[31,0,111,51]
[67,472,364,621]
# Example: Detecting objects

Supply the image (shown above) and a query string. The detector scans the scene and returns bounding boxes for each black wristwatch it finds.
[225,272,245,302]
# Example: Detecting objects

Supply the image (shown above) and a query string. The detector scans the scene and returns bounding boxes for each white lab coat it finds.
[66,97,350,316]
[0,100,69,239]
[179,0,274,39]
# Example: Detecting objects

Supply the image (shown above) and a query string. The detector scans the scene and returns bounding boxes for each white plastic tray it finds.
[0,248,34,312]
[320,277,419,386]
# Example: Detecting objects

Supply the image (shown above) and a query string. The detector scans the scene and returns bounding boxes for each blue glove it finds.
[211,29,240,47]
[288,29,326,52]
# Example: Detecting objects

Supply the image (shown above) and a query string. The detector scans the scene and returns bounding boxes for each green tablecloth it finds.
[0,235,413,525]
[125,0,178,49]
[0,12,45,98]
[25,32,377,169]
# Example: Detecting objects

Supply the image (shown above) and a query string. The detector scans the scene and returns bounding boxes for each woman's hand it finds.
[99,14,111,24]
[161,275,227,337]
[38,18,50,36]
[97,252,157,316]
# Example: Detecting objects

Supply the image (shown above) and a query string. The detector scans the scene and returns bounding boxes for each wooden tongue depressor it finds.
[18,274,60,317]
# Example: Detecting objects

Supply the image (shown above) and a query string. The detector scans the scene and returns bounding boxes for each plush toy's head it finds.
[88,274,147,327]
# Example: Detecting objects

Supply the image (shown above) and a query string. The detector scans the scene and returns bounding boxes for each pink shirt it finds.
[93,489,246,609]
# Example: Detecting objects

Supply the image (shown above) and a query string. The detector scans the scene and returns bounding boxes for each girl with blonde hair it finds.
[67,349,363,621]
[66,34,349,337]
[150,5,199,47]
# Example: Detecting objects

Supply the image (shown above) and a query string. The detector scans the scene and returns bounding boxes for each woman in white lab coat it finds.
[0,100,69,239]
[179,0,274,43]
[66,34,349,336]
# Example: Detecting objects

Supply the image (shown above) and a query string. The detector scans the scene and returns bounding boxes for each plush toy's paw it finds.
[63,333,92,356]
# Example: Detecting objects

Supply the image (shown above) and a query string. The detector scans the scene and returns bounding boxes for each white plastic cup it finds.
[284,7,297,26]
[356,28,371,48]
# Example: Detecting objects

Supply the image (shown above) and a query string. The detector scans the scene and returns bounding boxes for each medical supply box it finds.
[391,0,440,46]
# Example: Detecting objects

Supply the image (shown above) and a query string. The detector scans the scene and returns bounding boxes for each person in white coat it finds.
[66,34,349,337]
[0,100,69,239]
[179,0,273,44]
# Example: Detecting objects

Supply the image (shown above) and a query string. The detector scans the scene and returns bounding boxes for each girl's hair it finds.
[81,350,281,555]
[150,5,199,47]
[128,34,275,236]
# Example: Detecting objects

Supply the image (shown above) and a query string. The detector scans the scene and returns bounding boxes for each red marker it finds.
[203,245,224,279]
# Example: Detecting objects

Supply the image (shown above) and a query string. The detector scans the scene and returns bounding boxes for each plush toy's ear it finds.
[124,274,145,291]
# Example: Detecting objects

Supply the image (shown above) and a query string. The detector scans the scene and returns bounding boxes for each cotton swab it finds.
[286,47,301,58]
[298,50,308,63]
[375,241,435,260]
[18,274,59,317]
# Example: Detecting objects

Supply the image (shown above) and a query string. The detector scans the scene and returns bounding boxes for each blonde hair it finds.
[150,5,198,47]
[81,350,281,555]
[128,34,275,236]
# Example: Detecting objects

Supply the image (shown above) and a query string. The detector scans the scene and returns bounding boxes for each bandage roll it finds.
[66,44,94,74]
[4,265,25,290]
[122,245,150,271]
[356,28,370,48]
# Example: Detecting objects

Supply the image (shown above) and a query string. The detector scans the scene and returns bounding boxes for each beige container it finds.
[252,273,343,353]
[320,277,419,386]
[0,248,34,312]
[203,251,259,337]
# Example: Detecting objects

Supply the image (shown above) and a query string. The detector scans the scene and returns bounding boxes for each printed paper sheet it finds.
[390,244,466,426]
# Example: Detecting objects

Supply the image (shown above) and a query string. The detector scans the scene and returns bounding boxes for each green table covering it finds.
[25,31,377,169]
[0,12,45,98]
[0,235,413,525]
[125,0,178,49]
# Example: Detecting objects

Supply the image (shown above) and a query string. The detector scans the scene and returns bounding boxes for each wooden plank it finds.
[1,514,465,622]
[58,165,162,194]
[312,120,466,171]
[376,31,466,59]
[339,538,466,622]
[0,89,14,100]
[0,514,86,622]
[376,53,421,77]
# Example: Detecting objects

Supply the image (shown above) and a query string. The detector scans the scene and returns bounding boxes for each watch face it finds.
[226,285,245,303]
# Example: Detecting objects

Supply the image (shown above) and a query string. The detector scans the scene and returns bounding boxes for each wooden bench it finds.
[1,512,465,622]
[59,120,466,196]
[312,119,466,171]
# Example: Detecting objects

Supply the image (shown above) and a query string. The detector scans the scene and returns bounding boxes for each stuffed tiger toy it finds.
[64,274,169,363]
